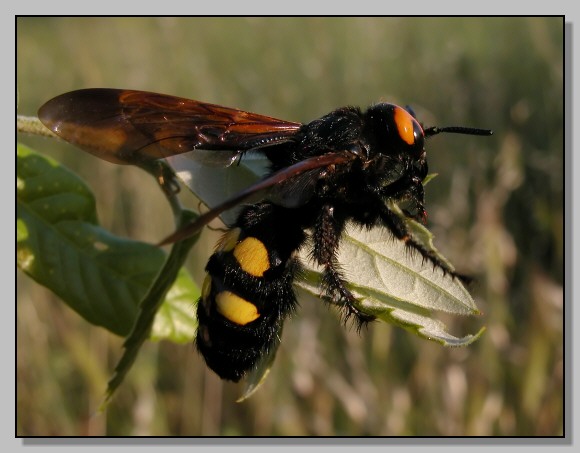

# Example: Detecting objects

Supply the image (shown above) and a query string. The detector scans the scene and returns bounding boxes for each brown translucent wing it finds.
[38,88,302,165]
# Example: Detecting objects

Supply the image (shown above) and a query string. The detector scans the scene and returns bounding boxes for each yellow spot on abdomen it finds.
[215,291,260,325]
[233,237,270,277]
[394,106,416,145]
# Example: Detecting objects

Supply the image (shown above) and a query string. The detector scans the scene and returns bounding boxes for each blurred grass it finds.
[16,17,563,436]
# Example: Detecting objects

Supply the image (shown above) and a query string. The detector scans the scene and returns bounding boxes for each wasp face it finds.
[364,103,425,159]
[349,104,430,223]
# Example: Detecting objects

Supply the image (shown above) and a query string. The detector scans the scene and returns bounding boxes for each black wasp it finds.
[39,89,492,382]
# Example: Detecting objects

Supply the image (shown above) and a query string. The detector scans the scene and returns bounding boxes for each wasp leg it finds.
[379,205,471,283]
[312,205,375,328]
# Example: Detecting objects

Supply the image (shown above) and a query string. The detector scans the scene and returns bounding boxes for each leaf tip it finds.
[443,325,487,347]
[236,367,272,403]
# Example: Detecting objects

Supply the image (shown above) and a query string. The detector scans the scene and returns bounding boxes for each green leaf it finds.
[422,172,438,186]
[296,223,483,347]
[17,143,165,335]
[17,143,199,341]
[104,209,200,406]
[151,267,199,344]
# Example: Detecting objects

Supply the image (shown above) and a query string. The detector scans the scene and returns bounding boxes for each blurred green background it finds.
[17,17,563,436]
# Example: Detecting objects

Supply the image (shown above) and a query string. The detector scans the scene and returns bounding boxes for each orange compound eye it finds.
[394,106,415,145]
[393,106,425,156]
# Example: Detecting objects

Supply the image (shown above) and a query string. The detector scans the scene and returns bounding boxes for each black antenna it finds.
[424,126,493,138]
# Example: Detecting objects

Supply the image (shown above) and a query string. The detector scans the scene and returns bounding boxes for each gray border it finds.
[564,20,573,446]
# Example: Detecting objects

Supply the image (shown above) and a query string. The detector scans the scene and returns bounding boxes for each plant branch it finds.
[17,115,57,138]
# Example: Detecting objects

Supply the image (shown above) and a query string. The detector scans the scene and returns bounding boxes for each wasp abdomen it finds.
[195,203,305,382]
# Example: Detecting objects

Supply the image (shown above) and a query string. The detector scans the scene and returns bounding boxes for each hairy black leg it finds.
[379,205,471,283]
[312,204,375,327]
